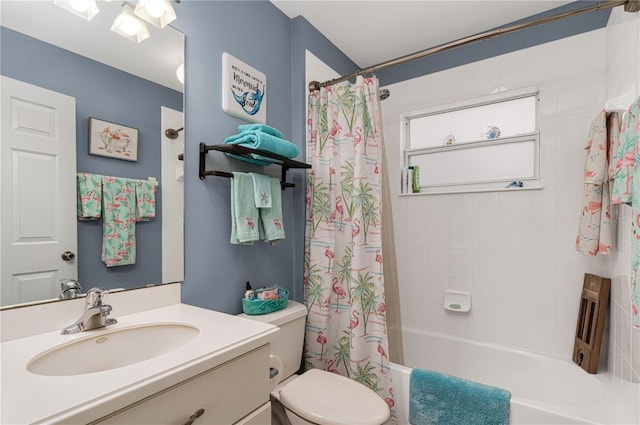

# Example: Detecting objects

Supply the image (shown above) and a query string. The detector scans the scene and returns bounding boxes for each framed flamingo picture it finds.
[89,117,138,161]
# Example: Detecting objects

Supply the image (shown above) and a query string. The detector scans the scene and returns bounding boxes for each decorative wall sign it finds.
[222,52,267,124]
[89,117,138,161]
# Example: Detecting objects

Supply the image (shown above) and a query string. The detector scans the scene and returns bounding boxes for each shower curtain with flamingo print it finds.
[304,76,395,422]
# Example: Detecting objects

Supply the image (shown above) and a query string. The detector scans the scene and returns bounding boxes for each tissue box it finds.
[242,287,289,315]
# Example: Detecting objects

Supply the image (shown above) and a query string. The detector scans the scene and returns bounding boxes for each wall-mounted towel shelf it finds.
[199,142,311,189]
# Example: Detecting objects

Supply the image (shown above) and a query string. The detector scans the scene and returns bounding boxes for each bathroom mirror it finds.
[0,1,184,308]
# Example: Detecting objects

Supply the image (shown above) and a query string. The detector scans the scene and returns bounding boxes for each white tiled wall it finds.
[383,22,638,388]
[605,8,640,388]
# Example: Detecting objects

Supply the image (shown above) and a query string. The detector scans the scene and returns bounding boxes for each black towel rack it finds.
[199,142,311,189]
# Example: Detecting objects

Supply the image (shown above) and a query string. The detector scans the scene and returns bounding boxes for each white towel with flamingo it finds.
[576,110,613,255]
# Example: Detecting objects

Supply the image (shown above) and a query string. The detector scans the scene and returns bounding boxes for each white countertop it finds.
[1,303,279,424]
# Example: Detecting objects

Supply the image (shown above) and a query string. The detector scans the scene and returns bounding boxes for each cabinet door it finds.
[95,346,269,425]
[235,402,270,425]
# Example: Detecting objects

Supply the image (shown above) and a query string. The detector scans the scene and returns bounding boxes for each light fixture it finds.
[176,63,184,84]
[176,56,184,84]
[111,3,150,43]
[54,0,100,20]
[134,0,177,29]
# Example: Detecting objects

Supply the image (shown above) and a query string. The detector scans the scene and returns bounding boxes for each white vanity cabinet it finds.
[1,300,279,425]
[92,345,271,425]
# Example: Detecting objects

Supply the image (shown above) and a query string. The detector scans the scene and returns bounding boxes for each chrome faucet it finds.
[59,278,83,300]
[61,287,117,335]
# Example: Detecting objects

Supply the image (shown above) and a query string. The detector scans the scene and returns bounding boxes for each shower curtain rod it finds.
[308,0,638,92]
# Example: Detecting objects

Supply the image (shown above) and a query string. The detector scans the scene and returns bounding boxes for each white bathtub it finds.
[389,329,639,424]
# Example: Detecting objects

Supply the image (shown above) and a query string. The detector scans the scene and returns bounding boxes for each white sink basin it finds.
[27,323,199,376]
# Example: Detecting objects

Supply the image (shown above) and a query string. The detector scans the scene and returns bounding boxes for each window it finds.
[402,87,540,194]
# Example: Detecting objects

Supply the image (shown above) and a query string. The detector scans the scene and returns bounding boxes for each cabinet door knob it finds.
[183,408,205,425]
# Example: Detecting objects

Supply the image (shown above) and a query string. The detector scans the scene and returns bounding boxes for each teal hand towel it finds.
[409,368,510,425]
[259,177,285,243]
[250,172,272,208]
[237,124,284,139]
[101,176,136,267]
[230,172,260,245]
[224,130,299,165]
[77,172,102,220]
[134,178,158,222]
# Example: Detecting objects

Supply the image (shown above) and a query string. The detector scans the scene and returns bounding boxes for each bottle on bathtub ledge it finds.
[443,290,471,312]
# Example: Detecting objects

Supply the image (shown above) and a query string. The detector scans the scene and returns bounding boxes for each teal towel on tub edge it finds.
[409,368,511,425]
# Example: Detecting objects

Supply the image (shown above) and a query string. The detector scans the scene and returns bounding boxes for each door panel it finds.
[1,76,77,306]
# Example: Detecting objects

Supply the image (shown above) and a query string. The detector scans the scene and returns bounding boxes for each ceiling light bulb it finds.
[134,0,176,29]
[145,0,166,18]
[111,3,150,43]
[54,0,100,20]
[68,0,91,12]
[176,63,184,84]
[120,17,140,36]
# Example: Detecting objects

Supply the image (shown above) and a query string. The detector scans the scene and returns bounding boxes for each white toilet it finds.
[240,300,390,425]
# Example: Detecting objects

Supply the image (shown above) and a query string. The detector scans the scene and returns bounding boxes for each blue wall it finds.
[171,2,357,314]
[166,0,611,315]
[0,27,183,290]
[174,1,295,313]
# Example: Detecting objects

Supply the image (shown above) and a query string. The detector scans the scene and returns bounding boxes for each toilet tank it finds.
[238,300,307,380]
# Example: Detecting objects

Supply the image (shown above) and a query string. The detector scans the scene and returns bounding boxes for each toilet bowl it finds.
[239,301,390,425]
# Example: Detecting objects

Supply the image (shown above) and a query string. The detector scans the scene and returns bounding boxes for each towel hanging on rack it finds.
[237,123,284,139]
[77,174,158,267]
[612,101,639,205]
[261,177,285,244]
[77,172,102,220]
[576,110,615,256]
[250,172,272,208]
[134,178,158,221]
[101,176,137,267]
[224,129,299,165]
[230,173,285,245]
[230,172,261,245]
[622,96,640,327]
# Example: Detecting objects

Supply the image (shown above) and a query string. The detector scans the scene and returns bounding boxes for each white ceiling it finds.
[2,1,577,91]
[0,0,184,92]
[271,0,574,68]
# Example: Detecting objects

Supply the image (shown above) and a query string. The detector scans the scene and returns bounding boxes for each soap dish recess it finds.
[444,290,471,312]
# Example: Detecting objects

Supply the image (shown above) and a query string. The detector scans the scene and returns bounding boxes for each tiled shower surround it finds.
[382,11,639,392]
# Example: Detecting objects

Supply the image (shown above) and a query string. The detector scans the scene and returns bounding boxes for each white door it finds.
[1,76,77,306]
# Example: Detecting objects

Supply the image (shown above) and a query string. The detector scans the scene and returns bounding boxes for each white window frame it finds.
[401,87,542,195]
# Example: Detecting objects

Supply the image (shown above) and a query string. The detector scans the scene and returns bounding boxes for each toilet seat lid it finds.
[280,369,390,425]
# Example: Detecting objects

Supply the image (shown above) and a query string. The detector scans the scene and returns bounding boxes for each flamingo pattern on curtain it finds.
[304,76,396,422]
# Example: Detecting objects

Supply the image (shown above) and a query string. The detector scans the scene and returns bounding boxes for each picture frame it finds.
[89,117,138,161]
